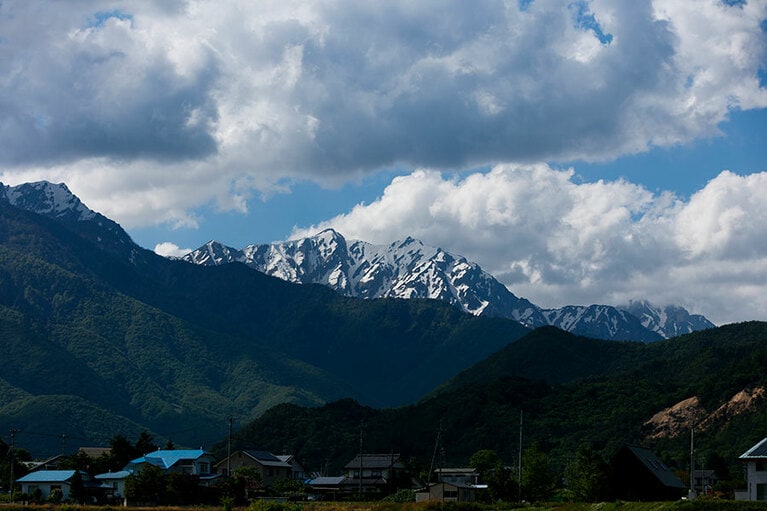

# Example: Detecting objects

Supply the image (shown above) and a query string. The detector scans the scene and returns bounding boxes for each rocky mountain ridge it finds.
[0,180,715,342]
[185,230,715,341]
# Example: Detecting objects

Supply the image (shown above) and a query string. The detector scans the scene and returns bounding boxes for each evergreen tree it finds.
[69,470,86,504]
[109,434,137,470]
[135,431,158,456]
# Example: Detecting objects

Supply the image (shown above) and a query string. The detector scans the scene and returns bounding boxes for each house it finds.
[22,454,66,472]
[342,453,407,493]
[306,453,409,497]
[125,449,219,485]
[78,447,112,459]
[433,467,479,486]
[416,481,480,502]
[16,470,98,501]
[306,476,347,500]
[693,469,718,496]
[609,445,687,501]
[214,450,293,486]
[737,437,767,500]
[277,454,308,481]
[93,470,131,504]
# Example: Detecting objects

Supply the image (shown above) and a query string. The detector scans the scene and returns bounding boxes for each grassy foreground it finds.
[4,501,767,511]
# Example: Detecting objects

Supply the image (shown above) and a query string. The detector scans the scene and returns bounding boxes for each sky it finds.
[0,0,766,325]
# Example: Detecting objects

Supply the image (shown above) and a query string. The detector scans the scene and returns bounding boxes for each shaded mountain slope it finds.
[224,322,767,475]
[0,194,530,455]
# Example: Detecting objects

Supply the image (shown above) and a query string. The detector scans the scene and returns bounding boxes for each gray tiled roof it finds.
[344,453,404,470]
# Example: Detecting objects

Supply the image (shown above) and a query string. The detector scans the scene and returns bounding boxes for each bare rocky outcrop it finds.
[644,387,766,440]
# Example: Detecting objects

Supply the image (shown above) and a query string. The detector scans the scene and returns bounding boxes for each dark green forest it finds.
[222,323,767,480]
[0,195,528,454]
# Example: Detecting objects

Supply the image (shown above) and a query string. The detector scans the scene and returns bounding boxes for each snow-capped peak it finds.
[182,231,715,342]
[1,180,136,255]
[2,181,97,221]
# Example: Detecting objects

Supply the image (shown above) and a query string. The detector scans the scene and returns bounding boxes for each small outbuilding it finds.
[415,481,481,502]
[610,445,687,501]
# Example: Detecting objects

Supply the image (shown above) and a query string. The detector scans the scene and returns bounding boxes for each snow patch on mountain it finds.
[186,229,545,327]
[620,299,715,339]
[2,181,97,221]
[0,180,138,257]
[184,230,714,342]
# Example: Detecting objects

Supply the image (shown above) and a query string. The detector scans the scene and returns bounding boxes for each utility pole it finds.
[428,422,443,485]
[227,416,233,477]
[358,422,364,499]
[518,411,523,502]
[9,428,19,503]
[689,427,696,500]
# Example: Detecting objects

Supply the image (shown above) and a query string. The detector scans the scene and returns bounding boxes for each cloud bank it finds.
[1,0,766,323]
[0,0,765,227]
[292,165,767,325]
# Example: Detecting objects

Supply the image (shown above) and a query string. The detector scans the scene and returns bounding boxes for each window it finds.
[757,462,767,472]
[199,462,210,474]
[444,490,458,499]
[757,483,767,501]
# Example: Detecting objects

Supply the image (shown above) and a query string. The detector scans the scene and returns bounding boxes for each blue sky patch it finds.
[569,1,613,44]
[88,10,133,28]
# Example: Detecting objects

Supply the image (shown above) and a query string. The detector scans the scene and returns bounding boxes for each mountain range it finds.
[1,180,765,481]
[184,231,714,342]
[226,322,767,478]
[0,180,529,454]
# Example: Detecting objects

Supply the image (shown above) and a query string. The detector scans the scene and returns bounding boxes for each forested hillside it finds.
[223,322,767,478]
[0,196,529,455]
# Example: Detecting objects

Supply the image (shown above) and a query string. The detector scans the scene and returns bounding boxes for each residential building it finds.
[609,445,687,501]
[693,469,718,496]
[433,467,479,486]
[124,449,219,485]
[93,470,131,503]
[16,470,94,501]
[277,454,308,481]
[738,437,767,500]
[214,450,293,486]
[22,454,66,473]
[416,481,480,502]
[342,453,408,494]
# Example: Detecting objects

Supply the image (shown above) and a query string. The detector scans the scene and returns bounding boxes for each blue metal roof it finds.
[128,449,211,470]
[94,471,131,480]
[17,470,77,483]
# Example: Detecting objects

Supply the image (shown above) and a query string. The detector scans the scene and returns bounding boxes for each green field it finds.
[4,500,767,511]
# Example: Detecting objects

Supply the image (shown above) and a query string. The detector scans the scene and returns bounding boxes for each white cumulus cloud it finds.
[153,242,193,258]
[292,165,767,325]
[0,0,764,227]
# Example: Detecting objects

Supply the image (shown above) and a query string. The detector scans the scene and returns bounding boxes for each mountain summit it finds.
[1,181,136,258]
[185,230,715,342]
[185,228,546,326]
